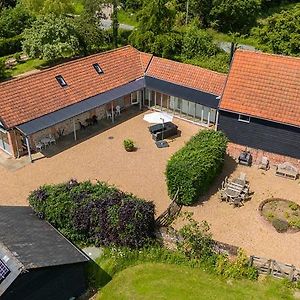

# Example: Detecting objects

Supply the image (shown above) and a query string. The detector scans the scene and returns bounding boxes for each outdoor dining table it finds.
[223,179,246,199]
[41,137,51,146]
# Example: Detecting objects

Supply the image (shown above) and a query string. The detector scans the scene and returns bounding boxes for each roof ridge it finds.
[235,49,300,61]
[0,45,134,87]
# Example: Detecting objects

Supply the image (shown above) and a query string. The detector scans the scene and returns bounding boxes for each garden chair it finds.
[238,172,246,182]
[35,141,43,152]
[116,105,121,116]
[106,110,112,119]
[49,134,56,144]
[232,196,244,208]
[258,156,269,170]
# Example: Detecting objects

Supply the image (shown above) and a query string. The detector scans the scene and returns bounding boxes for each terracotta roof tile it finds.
[139,52,153,72]
[0,46,144,128]
[220,50,300,127]
[146,56,227,96]
[0,46,227,129]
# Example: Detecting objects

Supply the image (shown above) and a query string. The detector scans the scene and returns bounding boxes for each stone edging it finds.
[259,198,300,233]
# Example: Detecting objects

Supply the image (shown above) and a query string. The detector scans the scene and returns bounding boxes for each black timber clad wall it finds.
[218,111,300,159]
[144,76,220,108]
[2,262,88,300]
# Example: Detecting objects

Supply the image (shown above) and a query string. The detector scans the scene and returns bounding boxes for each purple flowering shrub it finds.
[28,180,155,247]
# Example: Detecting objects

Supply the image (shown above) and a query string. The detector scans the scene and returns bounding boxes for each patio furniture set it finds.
[219,172,250,207]
[35,135,56,151]
[106,105,121,119]
[238,149,298,179]
[276,162,298,180]
[149,122,178,141]
[78,115,98,130]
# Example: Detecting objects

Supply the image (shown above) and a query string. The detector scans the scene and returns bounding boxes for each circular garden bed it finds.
[259,198,300,233]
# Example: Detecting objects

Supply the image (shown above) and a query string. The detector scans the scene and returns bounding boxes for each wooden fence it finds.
[249,255,300,281]
[155,189,182,227]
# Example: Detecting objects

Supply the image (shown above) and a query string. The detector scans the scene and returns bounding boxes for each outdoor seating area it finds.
[238,150,252,166]
[258,156,269,170]
[276,162,298,180]
[34,134,56,151]
[106,105,122,120]
[144,112,178,148]
[150,122,178,141]
[219,172,251,207]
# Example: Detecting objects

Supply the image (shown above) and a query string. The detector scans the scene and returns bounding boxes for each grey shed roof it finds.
[0,206,89,270]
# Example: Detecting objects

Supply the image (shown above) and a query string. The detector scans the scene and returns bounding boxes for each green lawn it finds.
[7,58,47,77]
[97,263,295,300]
[118,9,138,27]
[72,0,84,15]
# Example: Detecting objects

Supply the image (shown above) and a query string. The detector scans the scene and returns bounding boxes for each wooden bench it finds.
[276,162,298,180]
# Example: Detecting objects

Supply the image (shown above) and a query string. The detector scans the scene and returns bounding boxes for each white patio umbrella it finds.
[143,111,173,124]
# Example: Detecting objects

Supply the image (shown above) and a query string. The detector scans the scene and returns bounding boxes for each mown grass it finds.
[72,0,84,15]
[97,263,296,300]
[6,58,47,77]
[118,9,138,27]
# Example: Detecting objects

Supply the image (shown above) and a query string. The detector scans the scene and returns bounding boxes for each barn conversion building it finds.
[0,45,299,161]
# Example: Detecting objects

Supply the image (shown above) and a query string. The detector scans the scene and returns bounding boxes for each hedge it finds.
[29,180,156,248]
[0,35,23,57]
[166,130,228,205]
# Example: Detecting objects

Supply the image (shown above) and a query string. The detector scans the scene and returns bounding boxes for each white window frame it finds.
[238,114,251,123]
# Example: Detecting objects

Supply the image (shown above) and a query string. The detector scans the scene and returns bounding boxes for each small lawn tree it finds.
[166,130,228,205]
[22,14,80,61]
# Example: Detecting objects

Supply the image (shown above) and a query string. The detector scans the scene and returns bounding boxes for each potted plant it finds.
[123,139,135,152]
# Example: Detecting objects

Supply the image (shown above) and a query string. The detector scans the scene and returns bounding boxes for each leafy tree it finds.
[0,0,17,9]
[22,14,80,61]
[176,0,213,27]
[120,0,143,11]
[82,0,119,48]
[21,0,74,15]
[252,4,300,56]
[112,0,118,48]
[0,4,34,38]
[136,0,176,35]
[0,58,7,80]
[209,0,261,33]
[129,0,176,55]
[74,13,105,55]
[182,25,219,58]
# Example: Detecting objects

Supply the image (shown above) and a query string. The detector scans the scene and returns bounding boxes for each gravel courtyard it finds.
[0,112,299,266]
[0,112,199,213]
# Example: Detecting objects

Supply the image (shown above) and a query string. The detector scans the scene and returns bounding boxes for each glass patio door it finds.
[0,128,11,154]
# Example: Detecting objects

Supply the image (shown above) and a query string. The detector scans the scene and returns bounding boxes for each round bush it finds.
[272,218,289,233]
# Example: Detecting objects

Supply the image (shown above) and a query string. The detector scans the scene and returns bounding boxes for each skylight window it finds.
[55,75,68,87]
[93,63,104,75]
[0,259,10,283]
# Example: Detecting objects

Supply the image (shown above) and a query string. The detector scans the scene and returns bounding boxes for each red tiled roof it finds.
[139,52,153,72]
[146,56,227,96]
[0,46,144,128]
[220,50,300,127]
[0,46,227,129]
